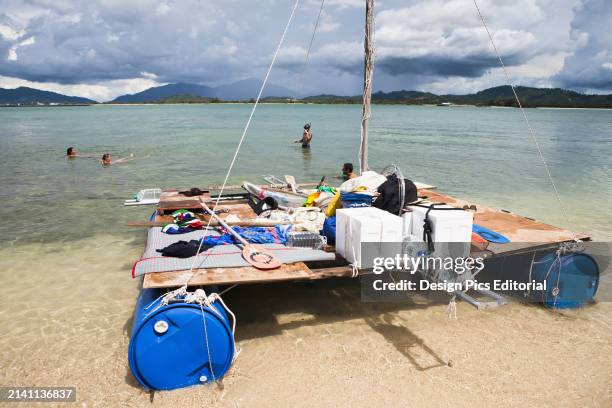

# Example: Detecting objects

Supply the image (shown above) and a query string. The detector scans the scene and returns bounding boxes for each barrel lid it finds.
[129,303,234,390]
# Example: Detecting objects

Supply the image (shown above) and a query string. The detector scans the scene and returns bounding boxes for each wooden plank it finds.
[154,203,256,222]
[420,189,589,244]
[143,262,310,288]
[142,262,356,288]
[157,191,211,213]
[207,182,320,190]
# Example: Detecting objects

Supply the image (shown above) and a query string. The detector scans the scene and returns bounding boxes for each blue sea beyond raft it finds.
[128,289,235,390]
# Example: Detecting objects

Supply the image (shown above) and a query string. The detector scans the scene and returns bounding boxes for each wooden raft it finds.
[140,185,588,289]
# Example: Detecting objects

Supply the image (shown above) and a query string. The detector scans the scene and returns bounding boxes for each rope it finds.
[144,1,301,383]
[298,0,326,95]
[181,0,302,287]
[472,0,576,240]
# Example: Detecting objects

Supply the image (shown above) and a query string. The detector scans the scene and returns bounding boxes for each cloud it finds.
[0,0,608,98]
[553,0,612,93]
[372,0,546,80]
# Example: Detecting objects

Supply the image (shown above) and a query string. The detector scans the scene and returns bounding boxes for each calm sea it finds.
[0,104,610,244]
[0,104,610,402]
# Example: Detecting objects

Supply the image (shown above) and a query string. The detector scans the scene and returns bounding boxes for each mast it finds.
[359,0,374,174]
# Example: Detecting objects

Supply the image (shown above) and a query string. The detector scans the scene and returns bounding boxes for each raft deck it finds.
[141,186,588,289]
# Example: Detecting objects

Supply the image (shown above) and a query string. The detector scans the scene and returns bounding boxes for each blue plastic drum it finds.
[531,252,599,309]
[128,289,235,390]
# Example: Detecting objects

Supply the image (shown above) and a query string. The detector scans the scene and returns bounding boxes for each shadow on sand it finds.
[225,278,450,371]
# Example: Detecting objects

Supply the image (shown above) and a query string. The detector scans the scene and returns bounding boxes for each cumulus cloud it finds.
[553,0,612,93]
[0,0,608,99]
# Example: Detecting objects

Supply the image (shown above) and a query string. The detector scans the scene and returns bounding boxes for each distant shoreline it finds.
[2,102,612,109]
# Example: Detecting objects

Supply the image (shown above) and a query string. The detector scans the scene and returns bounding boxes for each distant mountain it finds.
[444,86,612,108]
[110,79,296,103]
[0,87,96,105]
[111,83,216,103]
[213,79,295,101]
[4,84,608,108]
[304,86,612,108]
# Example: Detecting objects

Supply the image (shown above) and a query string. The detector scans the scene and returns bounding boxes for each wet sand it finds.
[0,236,610,407]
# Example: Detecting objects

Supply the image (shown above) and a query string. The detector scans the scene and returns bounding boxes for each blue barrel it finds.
[531,252,599,309]
[128,289,235,390]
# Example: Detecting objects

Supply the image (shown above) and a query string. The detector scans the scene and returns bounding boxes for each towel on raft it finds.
[157,225,292,257]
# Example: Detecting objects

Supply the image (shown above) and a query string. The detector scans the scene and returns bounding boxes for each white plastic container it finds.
[401,210,412,240]
[408,204,473,242]
[336,207,403,268]
[408,203,473,259]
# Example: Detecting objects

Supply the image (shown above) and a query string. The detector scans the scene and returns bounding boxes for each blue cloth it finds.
[199,225,292,247]
[340,192,373,208]
[321,216,336,245]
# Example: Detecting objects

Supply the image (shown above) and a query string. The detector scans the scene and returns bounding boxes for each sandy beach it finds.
[1,234,610,407]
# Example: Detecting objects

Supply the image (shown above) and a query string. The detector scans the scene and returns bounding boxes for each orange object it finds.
[471,232,489,251]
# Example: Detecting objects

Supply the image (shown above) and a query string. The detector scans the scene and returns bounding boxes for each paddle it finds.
[127,219,289,228]
[200,200,282,270]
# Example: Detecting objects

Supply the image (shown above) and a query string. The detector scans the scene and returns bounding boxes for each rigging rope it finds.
[182,0,302,285]
[298,0,326,95]
[472,0,576,240]
[147,0,301,382]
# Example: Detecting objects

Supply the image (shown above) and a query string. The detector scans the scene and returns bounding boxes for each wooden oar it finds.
[200,200,282,270]
[127,219,288,227]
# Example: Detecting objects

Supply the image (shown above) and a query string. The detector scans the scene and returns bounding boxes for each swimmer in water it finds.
[101,153,137,166]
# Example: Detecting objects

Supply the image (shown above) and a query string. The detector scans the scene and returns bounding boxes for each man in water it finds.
[342,162,357,180]
[294,123,312,148]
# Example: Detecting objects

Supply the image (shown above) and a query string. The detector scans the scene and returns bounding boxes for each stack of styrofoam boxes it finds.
[407,203,473,258]
[336,207,403,268]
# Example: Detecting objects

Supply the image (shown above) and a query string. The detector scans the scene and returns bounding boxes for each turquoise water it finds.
[0,104,611,244]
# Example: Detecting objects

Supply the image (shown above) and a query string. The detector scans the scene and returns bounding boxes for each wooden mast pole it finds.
[359,0,374,174]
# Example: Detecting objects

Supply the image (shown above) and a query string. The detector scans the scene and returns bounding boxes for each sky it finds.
[0,0,610,102]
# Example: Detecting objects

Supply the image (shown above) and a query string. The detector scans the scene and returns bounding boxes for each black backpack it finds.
[372,174,417,215]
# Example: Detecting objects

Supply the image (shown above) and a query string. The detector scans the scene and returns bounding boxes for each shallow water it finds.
[0,104,610,246]
[0,104,611,406]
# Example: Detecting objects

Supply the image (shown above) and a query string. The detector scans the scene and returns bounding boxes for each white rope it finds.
[298,0,326,95]
[144,3,301,382]
[181,0,302,286]
[472,0,576,240]
[447,294,457,320]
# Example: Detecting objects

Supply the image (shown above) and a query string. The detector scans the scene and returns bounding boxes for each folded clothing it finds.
[156,240,214,258]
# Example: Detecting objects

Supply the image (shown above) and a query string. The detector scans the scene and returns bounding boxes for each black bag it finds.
[372,174,418,215]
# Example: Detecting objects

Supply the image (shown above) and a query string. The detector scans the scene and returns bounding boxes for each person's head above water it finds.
[66,147,77,157]
[342,162,353,175]
[101,153,112,165]
[304,123,311,130]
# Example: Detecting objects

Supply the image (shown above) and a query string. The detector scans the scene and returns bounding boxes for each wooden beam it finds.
[359,0,374,173]
[141,262,355,289]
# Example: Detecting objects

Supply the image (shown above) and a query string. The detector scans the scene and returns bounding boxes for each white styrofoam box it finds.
[408,204,473,242]
[401,211,412,239]
[336,207,403,268]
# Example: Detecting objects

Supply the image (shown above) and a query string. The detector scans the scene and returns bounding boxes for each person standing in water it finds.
[294,123,312,148]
